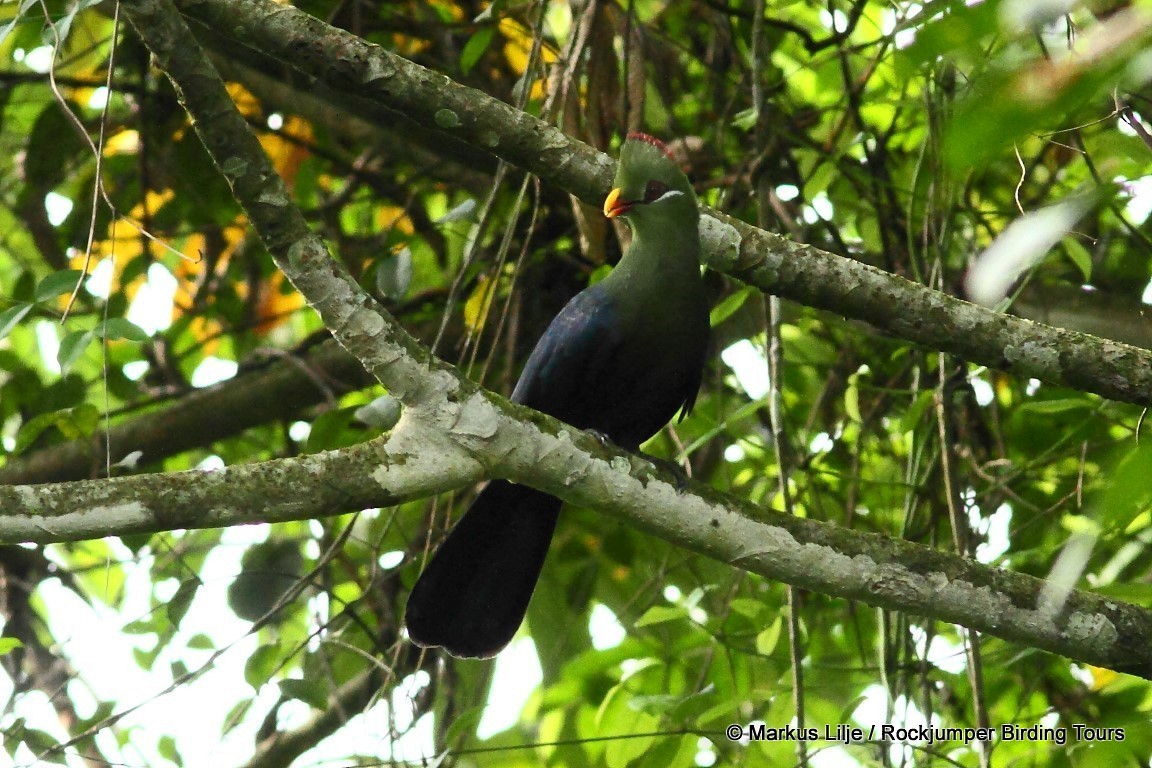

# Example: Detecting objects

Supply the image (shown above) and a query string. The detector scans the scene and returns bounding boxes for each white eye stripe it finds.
[653,190,684,203]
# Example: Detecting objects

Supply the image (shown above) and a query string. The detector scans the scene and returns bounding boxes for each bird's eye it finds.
[644,180,669,202]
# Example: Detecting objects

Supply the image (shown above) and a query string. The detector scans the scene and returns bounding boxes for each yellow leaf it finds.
[376,204,414,236]
[464,275,497,332]
[253,271,305,336]
[499,18,556,100]
[1090,666,1118,691]
[103,129,140,155]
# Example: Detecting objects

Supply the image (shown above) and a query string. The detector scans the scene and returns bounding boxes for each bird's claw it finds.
[641,453,691,491]
[585,431,690,490]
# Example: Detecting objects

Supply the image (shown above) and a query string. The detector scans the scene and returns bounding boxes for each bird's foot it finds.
[584,431,691,490]
[638,452,692,491]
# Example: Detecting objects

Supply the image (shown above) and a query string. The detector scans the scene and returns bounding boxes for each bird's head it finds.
[603,133,697,225]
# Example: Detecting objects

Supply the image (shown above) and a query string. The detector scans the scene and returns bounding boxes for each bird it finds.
[405,133,710,658]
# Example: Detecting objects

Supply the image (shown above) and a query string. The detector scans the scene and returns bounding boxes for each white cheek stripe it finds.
[654,190,685,203]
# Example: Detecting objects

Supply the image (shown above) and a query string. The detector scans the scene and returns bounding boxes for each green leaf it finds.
[17,404,102,453]
[20,725,61,761]
[156,734,182,765]
[68,538,126,607]
[444,708,485,745]
[75,701,116,733]
[186,633,215,650]
[459,26,494,75]
[34,269,86,303]
[165,579,200,628]
[0,637,23,655]
[844,379,862,423]
[96,317,149,341]
[123,616,162,636]
[63,403,100,439]
[279,678,330,710]
[900,390,936,434]
[0,19,18,49]
[1017,398,1093,414]
[0,302,32,342]
[304,407,362,453]
[709,286,756,327]
[53,0,105,45]
[222,699,253,736]
[731,106,759,131]
[727,598,765,620]
[133,645,156,671]
[23,100,89,192]
[1095,445,1152,530]
[245,643,281,689]
[637,734,697,768]
[57,329,95,374]
[1094,582,1152,606]
[588,263,613,285]
[1062,236,1093,282]
[944,59,1124,173]
[755,616,782,656]
[2,717,24,754]
[598,683,660,768]
[634,605,685,627]
[897,0,999,67]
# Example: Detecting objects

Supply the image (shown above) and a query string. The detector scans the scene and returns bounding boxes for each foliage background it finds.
[3,0,1152,765]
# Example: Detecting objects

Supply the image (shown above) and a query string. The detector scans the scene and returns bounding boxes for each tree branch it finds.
[31,0,1133,681]
[175,0,1152,407]
[240,669,384,768]
[0,339,372,485]
[0,432,478,541]
[7,364,1152,677]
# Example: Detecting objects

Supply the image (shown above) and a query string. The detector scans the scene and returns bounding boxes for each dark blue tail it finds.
[405,481,562,658]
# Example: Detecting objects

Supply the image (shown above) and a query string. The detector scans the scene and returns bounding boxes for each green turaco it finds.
[405,133,710,658]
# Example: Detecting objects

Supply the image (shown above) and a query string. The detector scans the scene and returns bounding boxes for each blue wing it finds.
[510,282,706,450]
[512,284,623,429]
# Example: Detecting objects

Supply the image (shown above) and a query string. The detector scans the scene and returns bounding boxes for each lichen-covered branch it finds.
[6,373,1152,678]
[0,340,372,486]
[0,433,479,542]
[175,0,1152,407]
[121,0,457,419]
[91,0,1152,678]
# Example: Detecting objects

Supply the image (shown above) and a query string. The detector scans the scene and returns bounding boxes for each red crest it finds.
[625,132,674,160]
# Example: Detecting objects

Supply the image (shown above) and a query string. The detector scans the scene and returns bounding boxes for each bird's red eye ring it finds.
[644,180,669,202]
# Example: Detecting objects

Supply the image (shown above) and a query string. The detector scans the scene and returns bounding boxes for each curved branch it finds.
[175,0,1152,407]
[0,428,479,542]
[0,339,372,486]
[240,669,383,768]
[75,0,1152,681]
[7,372,1152,678]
